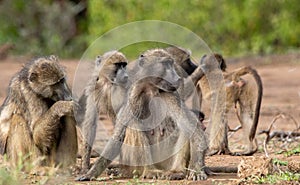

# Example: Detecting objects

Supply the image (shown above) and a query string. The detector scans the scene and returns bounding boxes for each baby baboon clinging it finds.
[0,55,77,167]
[77,51,208,181]
[76,51,128,172]
[198,54,263,156]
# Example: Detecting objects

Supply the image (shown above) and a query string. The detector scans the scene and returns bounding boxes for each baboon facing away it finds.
[0,56,77,167]
[198,54,263,156]
[76,51,129,172]
[77,51,208,181]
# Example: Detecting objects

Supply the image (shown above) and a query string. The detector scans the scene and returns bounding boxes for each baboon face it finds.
[165,46,197,75]
[96,51,128,84]
[114,64,128,85]
[138,55,181,92]
[28,56,72,101]
[200,53,226,72]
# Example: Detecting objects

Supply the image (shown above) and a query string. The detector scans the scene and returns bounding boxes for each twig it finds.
[258,113,300,157]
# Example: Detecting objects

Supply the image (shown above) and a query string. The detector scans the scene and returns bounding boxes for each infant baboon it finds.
[76,51,128,172]
[198,54,263,156]
[76,52,208,181]
[0,55,77,167]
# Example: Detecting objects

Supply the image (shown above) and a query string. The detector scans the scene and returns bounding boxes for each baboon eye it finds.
[114,62,127,68]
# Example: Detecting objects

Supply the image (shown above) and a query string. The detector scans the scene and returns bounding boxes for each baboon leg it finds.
[164,141,190,180]
[32,101,73,155]
[167,97,208,180]
[76,122,127,181]
[120,128,153,178]
[81,118,97,172]
[188,125,208,180]
[55,116,78,167]
[6,114,38,166]
[206,113,231,156]
[233,100,257,156]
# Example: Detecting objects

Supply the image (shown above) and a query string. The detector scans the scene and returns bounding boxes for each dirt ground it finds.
[0,53,299,184]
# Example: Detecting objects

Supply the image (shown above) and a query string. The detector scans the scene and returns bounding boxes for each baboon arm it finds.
[190,66,205,85]
[77,119,127,181]
[181,67,205,100]
[32,101,72,154]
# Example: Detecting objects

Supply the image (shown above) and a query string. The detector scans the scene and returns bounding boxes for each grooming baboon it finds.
[197,54,263,156]
[77,52,208,181]
[0,55,77,167]
[76,51,129,172]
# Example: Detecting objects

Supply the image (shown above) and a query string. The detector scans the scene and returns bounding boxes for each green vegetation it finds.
[276,145,300,156]
[272,158,288,166]
[0,0,300,58]
[254,172,300,184]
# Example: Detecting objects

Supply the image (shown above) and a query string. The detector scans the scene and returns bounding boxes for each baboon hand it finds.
[53,100,75,117]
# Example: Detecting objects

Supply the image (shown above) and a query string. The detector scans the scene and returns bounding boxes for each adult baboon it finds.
[76,52,208,181]
[0,55,77,168]
[198,54,263,156]
[76,51,129,172]
[141,47,202,101]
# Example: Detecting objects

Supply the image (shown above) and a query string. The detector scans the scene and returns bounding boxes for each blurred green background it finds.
[0,0,299,58]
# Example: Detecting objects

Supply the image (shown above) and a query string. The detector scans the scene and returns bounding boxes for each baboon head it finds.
[137,52,181,92]
[200,53,226,72]
[165,46,197,75]
[27,55,72,101]
[95,51,128,85]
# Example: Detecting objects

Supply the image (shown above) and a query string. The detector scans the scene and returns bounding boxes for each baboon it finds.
[76,51,129,172]
[0,55,77,167]
[141,47,203,101]
[165,46,197,77]
[76,51,208,181]
[197,54,263,156]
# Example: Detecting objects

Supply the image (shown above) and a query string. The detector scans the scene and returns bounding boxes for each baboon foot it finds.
[188,170,208,181]
[207,148,232,156]
[161,171,185,180]
[106,166,121,176]
[142,170,163,180]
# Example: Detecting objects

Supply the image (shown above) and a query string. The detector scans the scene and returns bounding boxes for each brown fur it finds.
[198,54,263,156]
[76,51,208,181]
[76,51,128,172]
[0,55,77,168]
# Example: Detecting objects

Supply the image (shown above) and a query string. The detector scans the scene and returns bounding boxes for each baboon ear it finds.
[49,55,59,62]
[29,72,38,82]
[95,55,102,66]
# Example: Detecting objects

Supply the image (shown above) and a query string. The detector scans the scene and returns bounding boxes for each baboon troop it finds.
[0,55,77,168]
[0,46,263,181]
[197,54,263,156]
[76,49,208,181]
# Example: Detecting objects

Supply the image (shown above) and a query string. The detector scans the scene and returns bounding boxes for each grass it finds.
[254,172,300,184]
[276,145,300,157]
